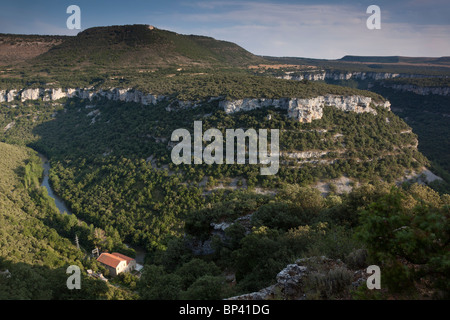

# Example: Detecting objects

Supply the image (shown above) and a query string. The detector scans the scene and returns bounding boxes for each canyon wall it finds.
[278,71,444,82]
[219,95,390,123]
[380,83,450,96]
[0,87,390,123]
[0,87,165,105]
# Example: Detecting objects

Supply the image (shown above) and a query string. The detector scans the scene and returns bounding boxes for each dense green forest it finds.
[0,95,427,253]
[1,139,447,299]
[138,183,449,299]
[0,142,136,299]
[0,25,448,300]
[285,75,450,193]
[1,91,447,299]
[369,86,450,193]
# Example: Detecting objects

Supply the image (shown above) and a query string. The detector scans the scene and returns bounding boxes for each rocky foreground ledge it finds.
[226,255,369,300]
[0,87,390,123]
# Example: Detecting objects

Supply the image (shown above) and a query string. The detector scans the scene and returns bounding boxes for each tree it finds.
[138,264,182,300]
[180,275,225,300]
[175,258,221,290]
[356,186,450,298]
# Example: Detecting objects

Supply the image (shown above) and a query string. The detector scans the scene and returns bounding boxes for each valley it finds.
[0,24,448,301]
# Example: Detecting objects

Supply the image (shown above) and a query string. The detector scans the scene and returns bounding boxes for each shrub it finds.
[304,267,353,299]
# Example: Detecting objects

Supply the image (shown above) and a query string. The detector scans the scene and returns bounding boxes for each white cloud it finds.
[165,2,450,58]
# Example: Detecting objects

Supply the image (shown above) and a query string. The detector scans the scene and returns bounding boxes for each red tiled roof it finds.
[111,252,135,265]
[97,253,125,268]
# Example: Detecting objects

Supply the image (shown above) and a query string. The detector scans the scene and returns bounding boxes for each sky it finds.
[0,0,449,59]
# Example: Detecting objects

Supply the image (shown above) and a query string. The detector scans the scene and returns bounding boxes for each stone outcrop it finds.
[227,263,308,300]
[0,87,165,105]
[0,87,390,123]
[278,71,444,82]
[219,95,390,123]
[278,70,450,96]
[226,256,367,300]
[381,83,450,96]
[165,99,202,111]
[7,90,17,102]
[21,88,42,101]
[283,151,328,159]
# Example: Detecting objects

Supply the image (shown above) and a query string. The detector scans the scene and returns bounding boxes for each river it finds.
[37,152,146,265]
[38,153,72,215]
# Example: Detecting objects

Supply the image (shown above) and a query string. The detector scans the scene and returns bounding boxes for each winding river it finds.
[38,153,72,215]
[37,152,146,265]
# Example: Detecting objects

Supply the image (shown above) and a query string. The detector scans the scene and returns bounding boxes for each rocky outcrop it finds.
[283,151,328,159]
[0,89,18,102]
[21,88,42,101]
[165,99,202,111]
[381,83,450,96]
[227,256,367,300]
[1,87,390,123]
[3,121,15,131]
[219,95,390,123]
[279,71,444,82]
[278,71,450,96]
[187,213,254,256]
[0,87,165,105]
[227,263,308,300]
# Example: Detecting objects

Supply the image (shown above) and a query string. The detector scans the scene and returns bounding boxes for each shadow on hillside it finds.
[0,257,108,300]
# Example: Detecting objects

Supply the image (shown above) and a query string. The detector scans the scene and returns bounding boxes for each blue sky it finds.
[1,0,449,59]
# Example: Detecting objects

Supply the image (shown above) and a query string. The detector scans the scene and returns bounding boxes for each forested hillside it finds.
[0,25,448,301]
[0,142,137,299]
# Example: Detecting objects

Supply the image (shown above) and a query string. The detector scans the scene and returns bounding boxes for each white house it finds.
[97,252,136,277]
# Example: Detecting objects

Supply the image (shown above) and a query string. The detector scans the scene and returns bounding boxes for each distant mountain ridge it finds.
[32,24,265,68]
[339,55,450,66]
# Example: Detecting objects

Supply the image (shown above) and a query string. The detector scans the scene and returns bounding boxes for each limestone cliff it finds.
[278,71,443,82]
[0,87,165,105]
[219,95,390,123]
[0,87,390,123]
[380,83,450,96]
[277,70,450,96]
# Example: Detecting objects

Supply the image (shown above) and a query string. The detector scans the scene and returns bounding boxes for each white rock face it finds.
[21,88,42,101]
[8,87,165,106]
[219,95,390,123]
[3,121,15,131]
[382,84,450,96]
[3,86,390,123]
[52,88,67,100]
[210,222,232,231]
[6,90,17,102]
[283,151,328,159]
[220,98,289,113]
[280,71,441,82]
